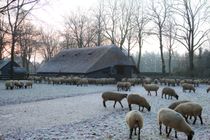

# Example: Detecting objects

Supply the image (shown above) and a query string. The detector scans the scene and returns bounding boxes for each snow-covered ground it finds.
[0,81,210,140]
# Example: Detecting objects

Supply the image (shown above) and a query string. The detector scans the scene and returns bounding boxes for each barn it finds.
[37,45,138,80]
[0,60,27,79]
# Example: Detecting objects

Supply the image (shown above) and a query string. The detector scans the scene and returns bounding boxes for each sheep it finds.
[182,83,195,93]
[166,79,176,86]
[25,81,33,88]
[13,80,24,89]
[158,108,194,140]
[77,78,88,86]
[168,100,190,110]
[161,87,179,100]
[125,110,143,140]
[127,94,151,112]
[101,91,127,108]
[174,102,203,125]
[143,84,159,96]
[207,87,210,93]
[117,82,131,91]
[5,80,14,90]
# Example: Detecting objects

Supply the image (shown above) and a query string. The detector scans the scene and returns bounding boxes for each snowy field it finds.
[0,81,210,140]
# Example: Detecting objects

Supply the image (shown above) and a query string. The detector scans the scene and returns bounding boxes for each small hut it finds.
[37,45,138,80]
[0,60,27,79]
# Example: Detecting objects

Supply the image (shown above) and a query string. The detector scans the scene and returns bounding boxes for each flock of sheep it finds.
[3,76,210,140]
[5,80,33,90]
[101,77,210,140]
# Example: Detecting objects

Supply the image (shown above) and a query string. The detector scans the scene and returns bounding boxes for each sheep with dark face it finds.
[125,110,143,140]
[168,100,190,110]
[102,91,127,108]
[158,108,194,140]
[161,87,179,100]
[174,102,203,125]
[127,94,151,112]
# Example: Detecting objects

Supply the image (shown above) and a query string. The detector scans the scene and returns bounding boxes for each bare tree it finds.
[0,15,9,60]
[93,0,106,46]
[134,0,150,72]
[118,0,135,50]
[7,0,39,79]
[17,21,39,72]
[149,0,170,74]
[39,29,60,62]
[60,28,76,49]
[165,17,177,75]
[64,11,96,48]
[174,0,210,76]
[103,0,119,45]
[0,0,16,14]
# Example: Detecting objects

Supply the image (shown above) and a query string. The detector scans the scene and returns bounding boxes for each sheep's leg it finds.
[167,128,172,137]
[193,116,197,124]
[165,126,168,134]
[159,123,162,135]
[138,106,141,111]
[103,101,106,108]
[129,128,133,139]
[119,101,123,108]
[113,101,117,108]
[141,107,144,112]
[134,128,137,135]
[185,116,189,123]
[155,91,157,96]
[138,128,140,140]
[198,115,203,125]
[129,104,132,111]
[161,93,163,98]
[175,131,177,138]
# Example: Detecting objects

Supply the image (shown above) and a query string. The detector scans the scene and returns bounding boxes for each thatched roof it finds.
[37,45,136,74]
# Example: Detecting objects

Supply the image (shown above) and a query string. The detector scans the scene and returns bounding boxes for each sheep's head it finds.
[187,130,194,140]
[147,106,151,112]
[192,87,195,93]
[175,95,179,100]
[123,94,128,98]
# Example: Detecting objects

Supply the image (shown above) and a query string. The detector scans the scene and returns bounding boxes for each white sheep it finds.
[182,83,195,93]
[127,94,151,112]
[143,84,159,96]
[168,100,190,110]
[174,102,203,125]
[25,81,33,88]
[158,108,194,140]
[5,80,14,90]
[125,110,143,140]
[117,82,131,91]
[207,87,210,93]
[161,87,179,100]
[101,91,127,108]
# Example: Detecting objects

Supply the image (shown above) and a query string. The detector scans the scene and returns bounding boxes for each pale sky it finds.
[30,0,210,58]
[31,0,98,30]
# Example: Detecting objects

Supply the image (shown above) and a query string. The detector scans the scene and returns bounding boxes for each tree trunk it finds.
[189,50,194,77]
[168,50,171,75]
[137,45,142,73]
[10,35,15,80]
[159,30,166,74]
